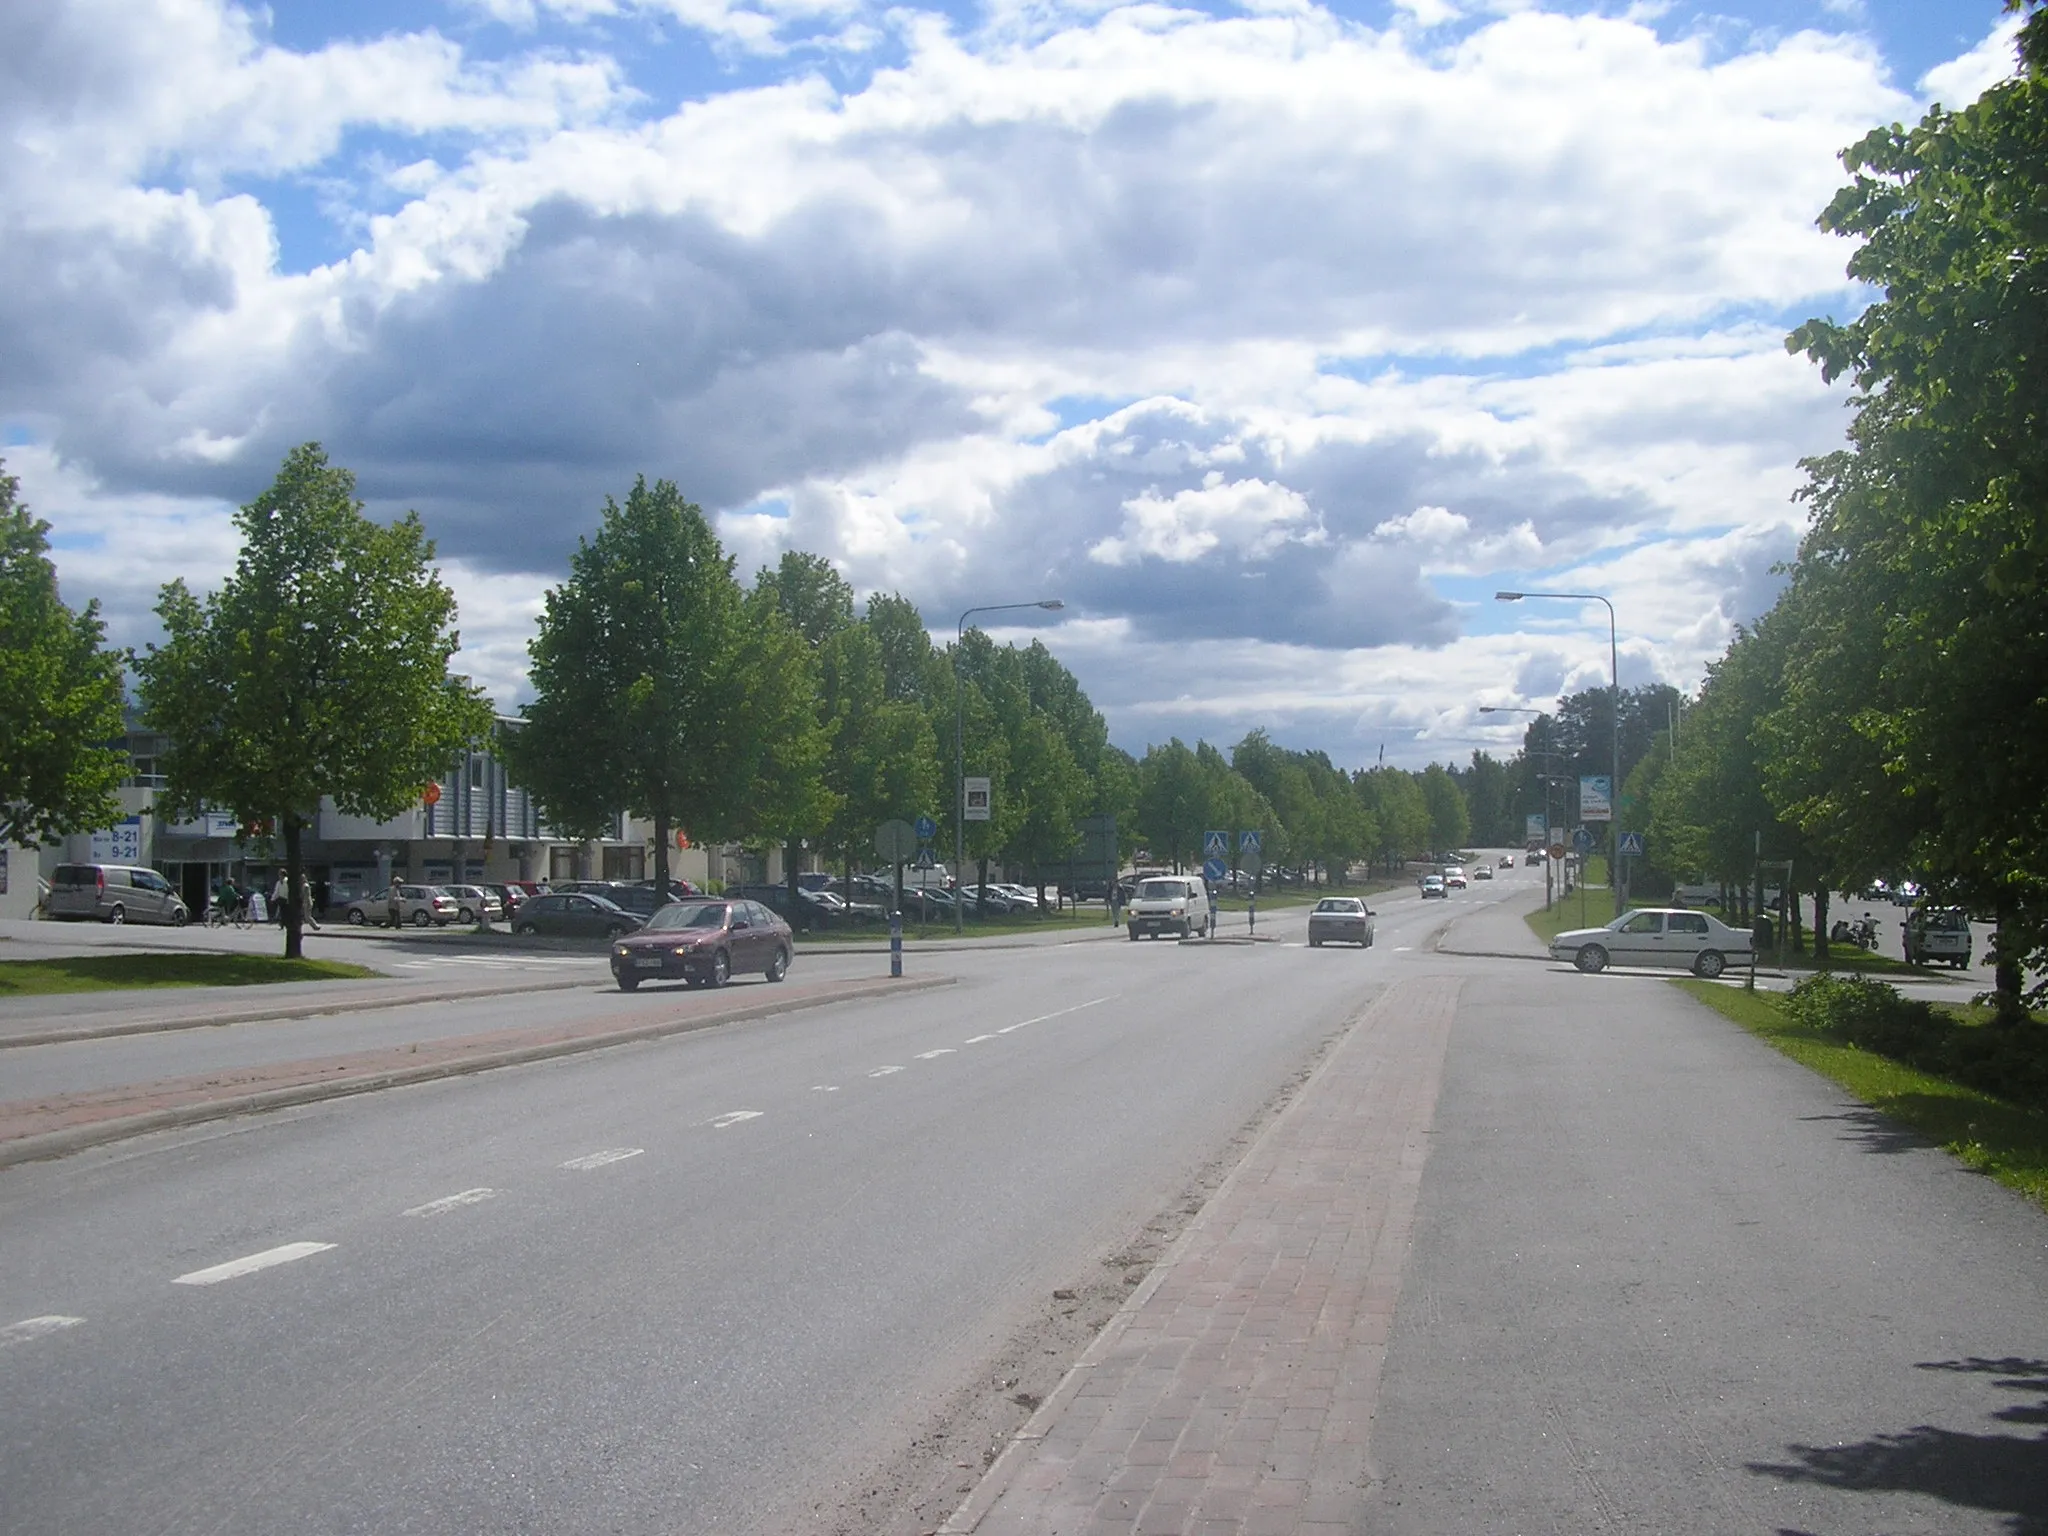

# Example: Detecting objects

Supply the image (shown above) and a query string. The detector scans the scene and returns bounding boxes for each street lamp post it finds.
[955,599,1064,933]
[1496,591,1623,918]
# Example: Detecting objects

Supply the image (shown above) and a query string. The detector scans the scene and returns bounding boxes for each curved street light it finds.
[1496,590,1623,918]
[955,599,1064,932]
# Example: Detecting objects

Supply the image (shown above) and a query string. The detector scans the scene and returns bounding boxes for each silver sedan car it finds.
[1307,896,1375,948]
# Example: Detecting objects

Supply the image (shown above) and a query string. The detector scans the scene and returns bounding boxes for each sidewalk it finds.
[0,972,952,1169]
[945,974,1460,1536]
[1430,886,1550,962]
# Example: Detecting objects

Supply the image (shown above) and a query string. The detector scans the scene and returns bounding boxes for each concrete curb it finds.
[0,972,955,1170]
[0,974,605,1050]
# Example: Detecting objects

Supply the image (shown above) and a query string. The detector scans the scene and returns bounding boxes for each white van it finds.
[1125,875,1211,940]
[46,863,191,926]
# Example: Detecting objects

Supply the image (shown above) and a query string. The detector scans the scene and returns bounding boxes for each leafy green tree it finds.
[512,477,824,903]
[134,444,490,957]
[1419,763,1470,856]
[1134,739,1206,871]
[815,620,936,890]
[0,464,127,851]
[1782,8,2048,1010]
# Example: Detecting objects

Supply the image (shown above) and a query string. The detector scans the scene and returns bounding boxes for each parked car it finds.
[1307,896,1375,948]
[1420,875,1447,899]
[961,883,1028,915]
[441,884,505,924]
[610,898,793,990]
[1549,907,1754,978]
[45,863,190,926]
[344,884,459,927]
[1126,875,1211,940]
[550,880,665,918]
[479,881,529,915]
[510,891,642,940]
[1903,906,1973,969]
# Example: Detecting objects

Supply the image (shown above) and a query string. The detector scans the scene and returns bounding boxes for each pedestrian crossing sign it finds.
[1619,831,1644,857]
[1205,830,1229,859]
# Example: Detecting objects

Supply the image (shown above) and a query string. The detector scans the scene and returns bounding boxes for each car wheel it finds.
[412,910,431,927]
[766,946,789,983]
[514,922,538,936]
[709,949,730,988]
[459,907,476,924]
[1310,936,1322,947]
[617,975,640,992]
[1128,926,1139,941]
[1575,944,1609,974]
[107,904,125,924]
[347,909,366,926]
[1693,950,1726,979]
[171,908,189,928]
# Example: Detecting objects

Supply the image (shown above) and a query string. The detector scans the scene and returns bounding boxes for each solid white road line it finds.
[560,1147,644,1170]
[994,996,1110,1034]
[403,1188,499,1218]
[2,1315,84,1348]
[709,1111,763,1129]
[173,1242,336,1287]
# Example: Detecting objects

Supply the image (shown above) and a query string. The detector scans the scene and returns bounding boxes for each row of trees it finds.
[1641,8,2048,1016]
[1,452,1493,959]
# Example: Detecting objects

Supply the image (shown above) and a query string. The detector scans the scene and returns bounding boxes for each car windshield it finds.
[1921,910,1969,931]
[644,902,730,931]
[1315,899,1361,913]
[1137,880,1185,899]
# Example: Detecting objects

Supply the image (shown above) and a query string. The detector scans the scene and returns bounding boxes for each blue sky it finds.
[0,0,2023,768]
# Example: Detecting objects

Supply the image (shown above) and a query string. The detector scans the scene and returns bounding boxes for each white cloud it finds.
[1090,473,1322,566]
[1920,13,2024,106]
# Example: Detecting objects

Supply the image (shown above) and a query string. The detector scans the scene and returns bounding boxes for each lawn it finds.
[0,952,383,997]
[1676,978,2048,1213]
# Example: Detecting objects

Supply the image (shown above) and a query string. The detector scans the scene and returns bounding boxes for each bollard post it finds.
[1248,891,1257,939]
[889,907,903,978]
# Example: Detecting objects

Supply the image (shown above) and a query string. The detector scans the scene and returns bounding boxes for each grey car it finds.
[46,863,190,926]
[1307,896,1374,948]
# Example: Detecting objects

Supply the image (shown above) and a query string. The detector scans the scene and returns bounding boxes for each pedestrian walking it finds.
[270,873,289,927]
[386,879,405,929]
[297,873,322,930]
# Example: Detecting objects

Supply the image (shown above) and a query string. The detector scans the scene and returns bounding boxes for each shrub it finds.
[1782,975,2048,1109]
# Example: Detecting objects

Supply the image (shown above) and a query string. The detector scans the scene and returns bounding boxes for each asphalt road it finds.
[0,877,1462,1536]
[9,859,2043,1535]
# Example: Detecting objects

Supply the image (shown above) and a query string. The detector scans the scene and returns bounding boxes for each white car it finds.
[1549,907,1753,979]
[1443,866,1468,889]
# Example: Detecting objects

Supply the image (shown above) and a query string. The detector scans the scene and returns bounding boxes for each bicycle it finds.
[206,900,253,930]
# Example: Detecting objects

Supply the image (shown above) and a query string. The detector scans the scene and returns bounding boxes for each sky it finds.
[1,0,2025,772]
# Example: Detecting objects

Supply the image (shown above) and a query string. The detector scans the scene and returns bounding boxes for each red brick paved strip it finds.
[946,975,1460,1536]
[0,973,954,1168]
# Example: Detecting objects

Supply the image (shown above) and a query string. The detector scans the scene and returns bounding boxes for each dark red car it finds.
[609,898,794,991]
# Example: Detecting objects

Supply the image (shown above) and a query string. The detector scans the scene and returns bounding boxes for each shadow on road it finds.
[1750,1357,2048,1535]
[1798,1106,1930,1156]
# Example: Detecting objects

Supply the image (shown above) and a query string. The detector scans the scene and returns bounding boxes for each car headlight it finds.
[673,945,692,956]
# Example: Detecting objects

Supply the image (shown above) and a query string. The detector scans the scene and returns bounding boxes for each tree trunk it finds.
[282,813,305,962]
[653,805,671,906]
[1992,892,2026,1025]
[977,855,990,921]
[1813,885,1831,963]
[1789,888,1804,955]
[786,839,802,927]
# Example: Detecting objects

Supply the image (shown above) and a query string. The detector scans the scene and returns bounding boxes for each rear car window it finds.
[1668,913,1709,934]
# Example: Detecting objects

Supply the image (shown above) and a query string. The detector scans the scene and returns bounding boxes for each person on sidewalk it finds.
[297,873,322,930]
[386,880,405,929]
[270,874,289,928]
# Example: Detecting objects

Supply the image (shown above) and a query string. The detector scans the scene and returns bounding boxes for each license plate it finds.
[633,957,662,968]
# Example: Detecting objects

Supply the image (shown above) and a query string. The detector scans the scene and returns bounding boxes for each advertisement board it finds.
[90,816,144,864]
[963,776,992,822]
[1524,812,1547,845]
[1579,775,1613,822]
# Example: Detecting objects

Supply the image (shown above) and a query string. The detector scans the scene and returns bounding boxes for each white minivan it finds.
[46,863,191,926]
[1125,875,1212,940]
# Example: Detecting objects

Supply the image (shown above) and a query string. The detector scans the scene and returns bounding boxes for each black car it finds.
[510,892,642,939]
[550,880,665,918]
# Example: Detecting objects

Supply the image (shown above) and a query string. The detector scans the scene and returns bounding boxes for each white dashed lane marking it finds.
[173,1242,336,1287]
[915,1049,955,1060]
[709,1111,763,1129]
[963,1034,997,1044]
[404,1188,499,1218]
[2,1315,83,1348]
[868,1065,904,1078]
[810,1084,840,1093]
[560,1148,644,1171]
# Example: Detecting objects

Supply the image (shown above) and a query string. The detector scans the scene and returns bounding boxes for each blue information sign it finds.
[1572,826,1594,855]
[914,815,937,842]
[1203,857,1227,883]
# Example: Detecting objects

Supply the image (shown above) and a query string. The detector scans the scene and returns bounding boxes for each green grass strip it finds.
[0,953,383,997]
[1675,978,2048,1213]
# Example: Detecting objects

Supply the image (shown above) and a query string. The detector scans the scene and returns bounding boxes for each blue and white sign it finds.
[1203,857,1227,884]
[1572,826,1594,855]
[1618,830,1645,857]
[1204,829,1229,859]
[90,816,143,865]
[914,815,937,842]
[1579,775,1613,822]
[1240,829,1262,854]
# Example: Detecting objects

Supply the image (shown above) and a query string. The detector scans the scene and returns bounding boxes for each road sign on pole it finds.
[1572,826,1593,856]
[874,819,917,862]
[1203,857,1227,884]
[914,815,937,843]
[1240,829,1262,855]
[1204,830,1228,860]
[963,778,991,822]
[1619,830,1644,857]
